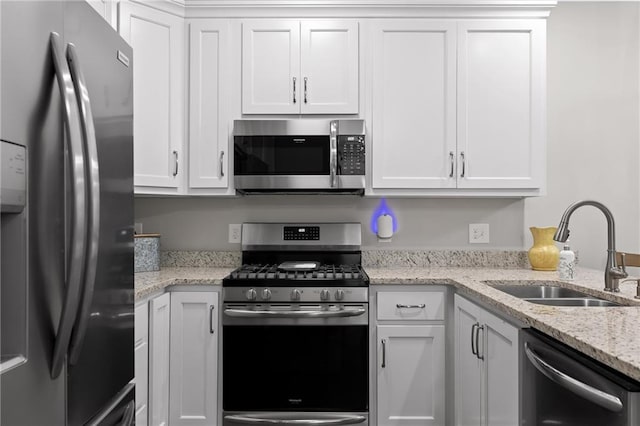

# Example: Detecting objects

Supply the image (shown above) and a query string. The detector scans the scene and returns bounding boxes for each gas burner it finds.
[227,263,367,282]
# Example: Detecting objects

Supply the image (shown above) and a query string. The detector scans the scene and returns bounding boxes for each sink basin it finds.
[530,298,622,307]
[488,283,624,307]
[491,284,589,299]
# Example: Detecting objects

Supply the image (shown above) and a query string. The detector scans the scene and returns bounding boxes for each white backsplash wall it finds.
[524,2,640,272]
[135,197,525,251]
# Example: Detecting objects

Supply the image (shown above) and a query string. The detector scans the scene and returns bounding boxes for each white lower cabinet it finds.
[169,291,219,426]
[375,289,446,426]
[134,301,149,426]
[149,293,171,426]
[135,290,219,426]
[454,294,519,426]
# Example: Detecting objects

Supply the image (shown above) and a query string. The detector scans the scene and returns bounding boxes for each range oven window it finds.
[223,324,368,412]
[234,136,330,175]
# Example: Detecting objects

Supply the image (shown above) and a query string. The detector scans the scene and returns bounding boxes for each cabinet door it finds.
[453,295,483,426]
[134,302,149,426]
[188,20,229,189]
[119,2,184,191]
[149,293,171,426]
[300,21,359,114]
[377,325,445,426]
[482,308,519,426]
[457,20,545,189]
[242,20,300,114]
[371,21,456,189]
[169,292,218,426]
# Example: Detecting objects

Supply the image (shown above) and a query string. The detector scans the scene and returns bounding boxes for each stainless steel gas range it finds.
[222,223,369,426]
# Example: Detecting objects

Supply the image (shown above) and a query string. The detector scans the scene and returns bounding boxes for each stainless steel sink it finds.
[491,284,589,299]
[487,283,624,307]
[530,298,622,307]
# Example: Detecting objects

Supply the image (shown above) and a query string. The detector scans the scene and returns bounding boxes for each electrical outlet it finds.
[469,223,490,244]
[134,222,143,234]
[229,224,242,244]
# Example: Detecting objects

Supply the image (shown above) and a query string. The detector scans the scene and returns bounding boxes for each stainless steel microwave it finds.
[233,119,365,195]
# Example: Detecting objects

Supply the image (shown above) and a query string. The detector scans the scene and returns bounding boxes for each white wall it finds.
[135,197,525,250]
[524,1,640,271]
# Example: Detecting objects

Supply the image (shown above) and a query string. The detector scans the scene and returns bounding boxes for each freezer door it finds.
[1,1,67,425]
[63,2,135,426]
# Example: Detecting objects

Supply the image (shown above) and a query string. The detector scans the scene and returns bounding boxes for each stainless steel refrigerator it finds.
[1,1,135,424]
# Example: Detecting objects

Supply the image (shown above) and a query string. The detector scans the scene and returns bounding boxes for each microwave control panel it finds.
[338,135,365,175]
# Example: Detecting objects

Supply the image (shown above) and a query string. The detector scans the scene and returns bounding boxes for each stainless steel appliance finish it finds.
[1,1,134,424]
[233,119,366,194]
[222,223,369,425]
[553,200,628,292]
[521,329,640,426]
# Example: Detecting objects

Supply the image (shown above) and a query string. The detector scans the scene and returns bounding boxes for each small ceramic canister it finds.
[134,234,161,272]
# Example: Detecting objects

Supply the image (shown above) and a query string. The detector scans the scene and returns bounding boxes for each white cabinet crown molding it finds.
[180,0,556,18]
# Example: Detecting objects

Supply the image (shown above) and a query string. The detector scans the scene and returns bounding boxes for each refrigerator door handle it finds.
[49,32,88,380]
[65,42,101,365]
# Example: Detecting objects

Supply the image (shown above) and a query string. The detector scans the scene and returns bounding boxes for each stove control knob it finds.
[335,289,345,301]
[245,288,257,301]
[261,288,272,301]
[320,289,331,301]
[291,289,301,301]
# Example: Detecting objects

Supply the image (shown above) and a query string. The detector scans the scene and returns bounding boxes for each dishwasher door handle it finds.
[524,342,624,413]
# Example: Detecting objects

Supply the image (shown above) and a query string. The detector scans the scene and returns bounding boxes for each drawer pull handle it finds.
[209,305,215,334]
[471,323,478,356]
[381,338,386,368]
[396,304,426,309]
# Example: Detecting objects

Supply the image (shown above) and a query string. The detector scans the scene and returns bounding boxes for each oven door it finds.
[222,304,369,418]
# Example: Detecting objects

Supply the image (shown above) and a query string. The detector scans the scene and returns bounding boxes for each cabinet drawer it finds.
[377,291,444,321]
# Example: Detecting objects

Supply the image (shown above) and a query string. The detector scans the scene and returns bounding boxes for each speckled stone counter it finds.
[367,266,640,382]
[134,267,231,300]
[135,259,640,382]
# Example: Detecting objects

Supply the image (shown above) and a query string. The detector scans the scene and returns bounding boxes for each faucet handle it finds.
[619,252,627,274]
[616,251,640,267]
[621,278,640,299]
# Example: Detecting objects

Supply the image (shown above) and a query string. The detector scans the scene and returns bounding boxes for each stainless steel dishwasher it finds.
[521,329,640,426]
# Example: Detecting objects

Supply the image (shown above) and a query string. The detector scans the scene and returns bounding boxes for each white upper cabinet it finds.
[188,20,230,191]
[457,20,545,190]
[300,21,359,114]
[119,1,185,194]
[371,21,456,189]
[242,21,300,114]
[242,20,359,114]
[370,19,546,196]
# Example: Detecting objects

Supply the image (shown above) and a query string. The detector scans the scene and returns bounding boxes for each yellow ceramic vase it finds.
[528,227,560,271]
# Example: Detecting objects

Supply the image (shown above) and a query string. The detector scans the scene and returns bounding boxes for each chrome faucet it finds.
[553,200,628,292]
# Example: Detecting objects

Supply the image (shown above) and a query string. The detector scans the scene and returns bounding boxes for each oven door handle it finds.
[224,414,367,425]
[524,342,624,413]
[223,307,366,318]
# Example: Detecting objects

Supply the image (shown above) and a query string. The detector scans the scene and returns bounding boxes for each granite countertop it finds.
[134,267,231,299]
[135,265,640,381]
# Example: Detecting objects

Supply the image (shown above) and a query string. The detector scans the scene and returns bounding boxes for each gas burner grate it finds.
[228,264,366,281]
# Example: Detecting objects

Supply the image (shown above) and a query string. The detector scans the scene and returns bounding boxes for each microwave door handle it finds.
[49,32,88,380]
[66,42,101,365]
[330,120,338,188]
[524,342,624,412]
